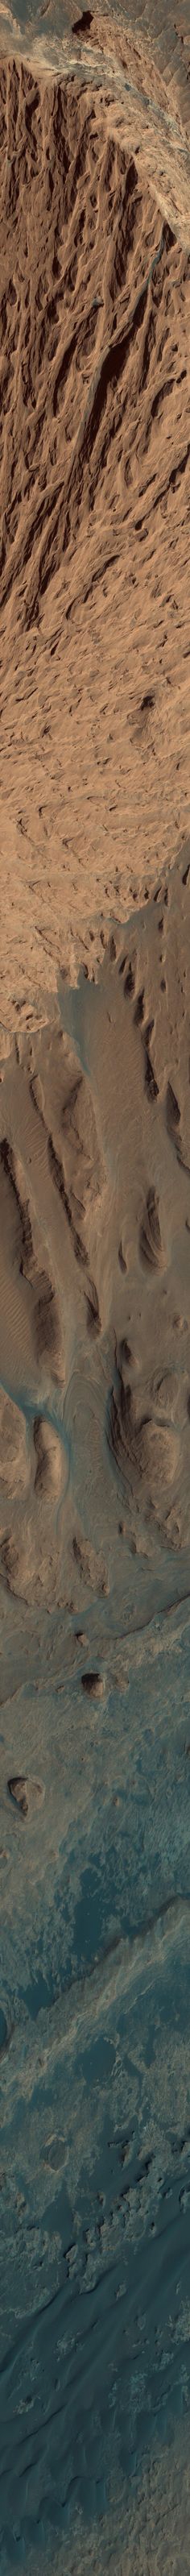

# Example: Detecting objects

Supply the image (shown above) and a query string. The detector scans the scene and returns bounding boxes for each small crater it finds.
[7,1776,43,1816]
[8,1776,29,1816]
[75,1627,88,1643]
[42,2134,66,2169]
[141,692,155,712]
[81,1671,104,1697]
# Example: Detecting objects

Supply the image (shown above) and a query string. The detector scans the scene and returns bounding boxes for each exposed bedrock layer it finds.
[0,41,190,1025]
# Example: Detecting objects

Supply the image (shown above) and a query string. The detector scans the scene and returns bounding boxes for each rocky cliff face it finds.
[0,48,190,1026]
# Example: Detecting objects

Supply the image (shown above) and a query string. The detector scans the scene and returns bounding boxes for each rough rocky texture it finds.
[1,8,190,2569]
[0,44,190,1028]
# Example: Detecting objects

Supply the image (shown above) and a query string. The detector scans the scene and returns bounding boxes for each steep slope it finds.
[0,60,189,1026]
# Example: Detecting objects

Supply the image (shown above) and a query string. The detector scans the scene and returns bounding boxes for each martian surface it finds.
[0,4,190,2571]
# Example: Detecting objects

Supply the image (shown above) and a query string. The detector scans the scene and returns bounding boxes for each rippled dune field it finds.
[0,4,190,2570]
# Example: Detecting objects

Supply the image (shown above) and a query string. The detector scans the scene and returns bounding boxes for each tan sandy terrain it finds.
[0,47,190,1032]
[1,841,190,1620]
